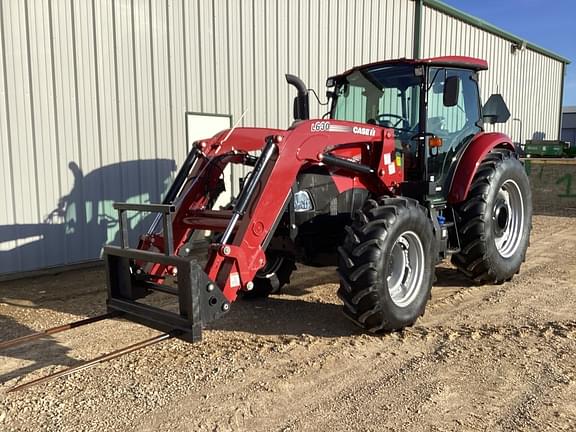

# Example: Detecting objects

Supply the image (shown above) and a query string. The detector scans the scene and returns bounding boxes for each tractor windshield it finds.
[331,65,422,133]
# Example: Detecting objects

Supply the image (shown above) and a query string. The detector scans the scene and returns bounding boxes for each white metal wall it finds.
[420,5,564,144]
[0,0,414,275]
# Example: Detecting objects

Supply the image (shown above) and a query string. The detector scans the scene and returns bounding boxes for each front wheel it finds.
[338,197,435,332]
[452,148,532,283]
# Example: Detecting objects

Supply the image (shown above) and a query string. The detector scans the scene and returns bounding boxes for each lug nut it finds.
[246,281,254,291]
[222,303,230,312]
[207,283,215,292]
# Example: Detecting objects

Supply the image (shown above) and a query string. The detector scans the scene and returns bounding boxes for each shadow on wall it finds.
[0,159,177,275]
[0,159,176,384]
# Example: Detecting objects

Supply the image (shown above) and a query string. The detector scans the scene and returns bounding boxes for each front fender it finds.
[447,132,515,203]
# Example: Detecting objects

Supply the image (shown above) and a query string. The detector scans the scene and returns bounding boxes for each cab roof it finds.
[338,56,489,77]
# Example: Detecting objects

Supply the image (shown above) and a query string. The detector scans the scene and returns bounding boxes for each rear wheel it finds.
[241,253,296,299]
[452,148,532,282]
[338,197,435,332]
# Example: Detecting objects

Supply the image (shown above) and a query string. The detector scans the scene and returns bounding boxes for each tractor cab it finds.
[328,57,494,198]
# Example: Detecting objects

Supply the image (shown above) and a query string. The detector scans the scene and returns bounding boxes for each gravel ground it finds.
[1,215,575,431]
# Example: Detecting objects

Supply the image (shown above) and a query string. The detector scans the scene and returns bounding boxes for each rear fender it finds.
[447,132,515,203]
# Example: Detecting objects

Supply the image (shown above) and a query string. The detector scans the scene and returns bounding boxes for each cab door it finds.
[426,68,482,191]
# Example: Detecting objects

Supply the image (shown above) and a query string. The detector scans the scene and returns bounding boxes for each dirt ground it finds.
[1,215,575,431]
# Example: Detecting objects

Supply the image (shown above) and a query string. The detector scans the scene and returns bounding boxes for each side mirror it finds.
[443,76,460,107]
[482,94,511,124]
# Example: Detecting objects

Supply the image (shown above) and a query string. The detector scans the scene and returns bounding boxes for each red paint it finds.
[330,174,360,193]
[252,221,265,236]
[420,56,488,70]
[447,132,515,203]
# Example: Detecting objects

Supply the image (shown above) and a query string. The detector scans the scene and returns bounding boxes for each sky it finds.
[441,0,576,107]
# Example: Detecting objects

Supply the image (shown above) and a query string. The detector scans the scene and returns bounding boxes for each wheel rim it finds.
[386,231,425,308]
[493,179,525,258]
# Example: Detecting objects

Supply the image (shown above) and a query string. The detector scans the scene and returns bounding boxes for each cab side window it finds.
[427,68,481,138]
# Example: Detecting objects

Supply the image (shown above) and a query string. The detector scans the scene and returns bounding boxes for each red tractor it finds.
[104,56,532,341]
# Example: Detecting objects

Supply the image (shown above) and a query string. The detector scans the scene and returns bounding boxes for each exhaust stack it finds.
[285,74,309,121]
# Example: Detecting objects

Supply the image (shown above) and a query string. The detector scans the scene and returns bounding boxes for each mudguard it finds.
[447,132,515,203]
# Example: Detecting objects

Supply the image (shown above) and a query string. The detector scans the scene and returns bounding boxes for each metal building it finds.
[0,0,569,277]
[562,107,576,146]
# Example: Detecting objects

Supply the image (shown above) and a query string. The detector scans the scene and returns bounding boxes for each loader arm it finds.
[103,120,400,341]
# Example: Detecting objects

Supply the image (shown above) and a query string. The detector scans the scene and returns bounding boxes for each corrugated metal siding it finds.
[0,0,414,275]
[420,5,564,144]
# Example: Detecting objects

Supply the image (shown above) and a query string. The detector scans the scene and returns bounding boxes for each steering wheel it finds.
[374,113,410,130]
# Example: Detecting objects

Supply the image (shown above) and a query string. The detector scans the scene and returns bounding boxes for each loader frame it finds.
[103,122,401,340]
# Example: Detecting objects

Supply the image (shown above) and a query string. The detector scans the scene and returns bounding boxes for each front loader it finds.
[102,56,532,341]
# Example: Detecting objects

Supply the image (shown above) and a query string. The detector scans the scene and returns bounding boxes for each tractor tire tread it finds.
[338,196,434,333]
[451,148,531,283]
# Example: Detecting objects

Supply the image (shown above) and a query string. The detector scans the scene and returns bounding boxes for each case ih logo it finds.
[352,126,376,137]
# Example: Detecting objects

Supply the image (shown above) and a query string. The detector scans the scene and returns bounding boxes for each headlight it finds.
[293,190,314,212]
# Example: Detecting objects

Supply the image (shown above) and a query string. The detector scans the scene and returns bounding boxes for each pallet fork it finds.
[103,203,230,343]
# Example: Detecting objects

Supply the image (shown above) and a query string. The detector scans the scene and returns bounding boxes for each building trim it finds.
[558,63,566,139]
[423,0,571,65]
[413,0,423,59]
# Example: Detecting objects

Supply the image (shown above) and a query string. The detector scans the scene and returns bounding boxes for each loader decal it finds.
[352,126,376,137]
[310,121,331,132]
[311,122,375,136]
[311,121,354,134]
